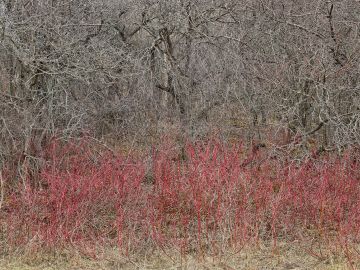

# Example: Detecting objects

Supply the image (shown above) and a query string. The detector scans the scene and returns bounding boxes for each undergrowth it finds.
[1,138,360,267]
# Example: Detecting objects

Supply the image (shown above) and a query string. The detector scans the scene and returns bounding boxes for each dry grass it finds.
[0,242,356,270]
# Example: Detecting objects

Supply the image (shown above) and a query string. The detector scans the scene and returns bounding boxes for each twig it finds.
[0,171,4,210]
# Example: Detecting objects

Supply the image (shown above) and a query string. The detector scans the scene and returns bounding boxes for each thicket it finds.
[1,138,360,266]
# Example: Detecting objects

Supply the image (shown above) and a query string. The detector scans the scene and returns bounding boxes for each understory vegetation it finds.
[1,137,360,269]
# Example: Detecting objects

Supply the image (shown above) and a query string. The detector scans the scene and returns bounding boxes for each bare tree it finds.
[0,0,359,180]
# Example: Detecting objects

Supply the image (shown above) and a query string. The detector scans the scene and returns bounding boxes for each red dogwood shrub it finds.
[2,138,360,259]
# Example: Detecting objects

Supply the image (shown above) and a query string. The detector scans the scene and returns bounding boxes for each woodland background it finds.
[1,0,360,182]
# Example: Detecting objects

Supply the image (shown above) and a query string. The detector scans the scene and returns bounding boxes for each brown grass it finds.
[1,242,356,270]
